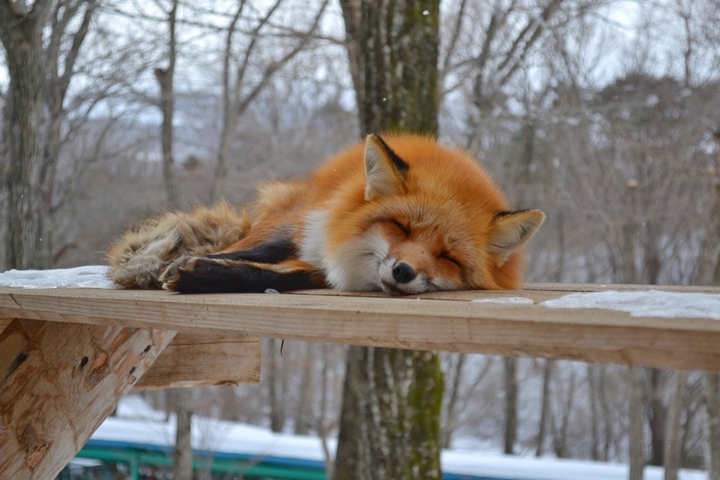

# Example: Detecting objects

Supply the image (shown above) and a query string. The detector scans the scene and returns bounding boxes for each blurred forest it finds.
[2,0,720,477]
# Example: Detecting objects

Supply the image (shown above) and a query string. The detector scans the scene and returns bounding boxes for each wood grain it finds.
[0,318,175,479]
[134,332,261,389]
[0,317,11,336]
[2,285,720,371]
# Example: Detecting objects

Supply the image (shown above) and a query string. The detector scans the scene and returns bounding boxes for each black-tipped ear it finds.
[488,209,545,267]
[364,134,408,201]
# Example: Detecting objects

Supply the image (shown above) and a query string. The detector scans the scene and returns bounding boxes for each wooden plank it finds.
[0,318,175,479]
[290,282,720,298]
[134,332,261,390]
[2,286,720,371]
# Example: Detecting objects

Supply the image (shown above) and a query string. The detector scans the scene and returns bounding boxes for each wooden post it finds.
[0,318,175,479]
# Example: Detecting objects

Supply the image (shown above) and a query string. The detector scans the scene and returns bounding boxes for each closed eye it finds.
[393,220,410,237]
[439,252,461,268]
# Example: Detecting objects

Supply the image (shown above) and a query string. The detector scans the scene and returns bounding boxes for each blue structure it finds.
[59,438,488,480]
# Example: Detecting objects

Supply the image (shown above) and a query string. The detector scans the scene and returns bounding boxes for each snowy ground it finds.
[90,395,706,480]
[0,265,118,289]
[541,290,720,320]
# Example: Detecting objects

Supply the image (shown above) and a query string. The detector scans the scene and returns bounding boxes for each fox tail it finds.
[106,201,250,289]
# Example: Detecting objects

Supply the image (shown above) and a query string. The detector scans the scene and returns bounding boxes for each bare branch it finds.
[236,0,330,116]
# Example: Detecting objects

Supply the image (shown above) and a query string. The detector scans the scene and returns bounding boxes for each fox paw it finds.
[160,256,199,292]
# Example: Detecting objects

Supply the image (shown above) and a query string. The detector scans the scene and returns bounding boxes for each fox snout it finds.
[392,262,416,284]
[378,257,432,296]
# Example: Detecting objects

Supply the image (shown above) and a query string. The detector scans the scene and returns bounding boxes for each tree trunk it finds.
[711,138,720,285]
[647,368,667,467]
[319,344,335,479]
[552,369,577,459]
[333,2,441,478]
[504,357,519,455]
[629,367,645,480]
[339,0,439,138]
[267,338,286,433]
[173,388,194,480]
[0,1,54,270]
[663,371,687,480]
[587,364,601,461]
[536,359,554,457]
[294,343,315,435]
[704,372,720,480]
[155,0,180,209]
[334,347,443,479]
[599,366,614,461]
[210,2,244,204]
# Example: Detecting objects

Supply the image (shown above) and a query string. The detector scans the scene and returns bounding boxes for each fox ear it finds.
[488,209,545,267]
[364,134,409,201]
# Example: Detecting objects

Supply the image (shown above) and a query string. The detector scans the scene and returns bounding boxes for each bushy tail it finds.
[107,201,250,289]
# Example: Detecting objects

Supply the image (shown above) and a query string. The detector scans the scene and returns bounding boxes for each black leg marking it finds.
[162,257,322,294]
[207,238,297,264]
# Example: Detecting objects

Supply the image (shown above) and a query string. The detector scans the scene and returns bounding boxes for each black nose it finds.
[392,262,416,284]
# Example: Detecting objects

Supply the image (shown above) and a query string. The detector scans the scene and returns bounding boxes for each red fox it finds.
[107,134,544,294]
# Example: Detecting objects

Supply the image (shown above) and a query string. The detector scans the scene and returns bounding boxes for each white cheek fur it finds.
[324,231,388,291]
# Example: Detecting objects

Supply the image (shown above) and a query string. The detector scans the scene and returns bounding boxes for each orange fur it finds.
[108,134,544,294]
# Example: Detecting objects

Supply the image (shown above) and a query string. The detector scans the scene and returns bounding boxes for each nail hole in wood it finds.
[5,351,28,380]
[143,345,152,354]
[80,356,88,368]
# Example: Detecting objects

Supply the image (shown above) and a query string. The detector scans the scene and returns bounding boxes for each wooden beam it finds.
[2,285,720,371]
[0,318,175,479]
[134,332,260,390]
[0,318,11,336]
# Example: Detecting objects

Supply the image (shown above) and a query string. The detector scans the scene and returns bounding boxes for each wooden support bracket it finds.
[0,318,176,479]
[134,331,261,390]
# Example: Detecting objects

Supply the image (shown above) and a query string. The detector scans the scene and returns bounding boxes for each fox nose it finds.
[392,262,416,284]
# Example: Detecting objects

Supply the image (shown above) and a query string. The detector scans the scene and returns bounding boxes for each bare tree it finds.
[664,371,688,480]
[210,0,330,203]
[155,0,180,208]
[36,0,98,267]
[294,342,315,435]
[646,369,668,466]
[173,388,194,480]
[264,339,287,433]
[705,372,720,480]
[629,367,645,480]
[551,367,577,458]
[1,0,57,269]
[503,357,519,455]
[333,1,442,477]
[442,355,495,449]
[465,0,570,149]
[442,353,466,448]
[536,359,554,457]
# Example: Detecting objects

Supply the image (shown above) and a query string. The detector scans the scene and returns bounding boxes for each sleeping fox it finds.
[107,134,544,294]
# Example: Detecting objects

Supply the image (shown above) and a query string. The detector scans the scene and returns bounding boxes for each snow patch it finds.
[91,395,706,480]
[0,265,118,289]
[541,290,720,320]
[472,297,534,305]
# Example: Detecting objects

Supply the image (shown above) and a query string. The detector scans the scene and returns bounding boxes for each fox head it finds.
[318,133,545,295]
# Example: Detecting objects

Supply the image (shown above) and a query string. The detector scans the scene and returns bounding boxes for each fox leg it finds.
[206,238,297,264]
[160,256,325,294]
